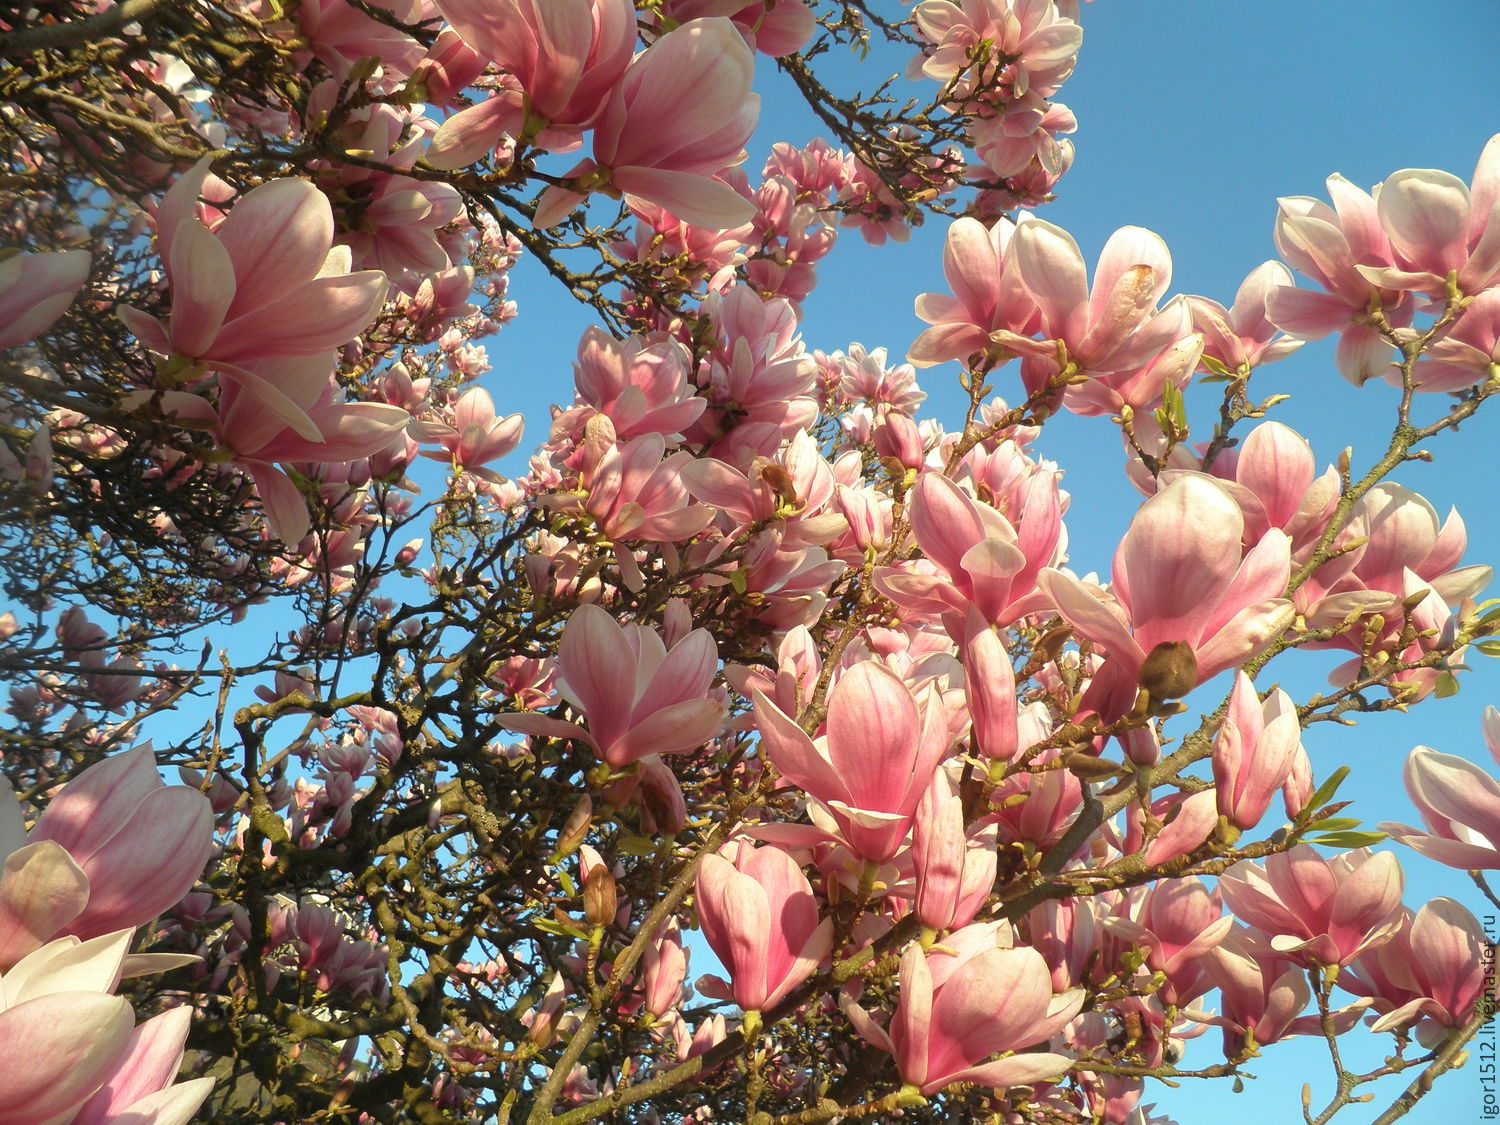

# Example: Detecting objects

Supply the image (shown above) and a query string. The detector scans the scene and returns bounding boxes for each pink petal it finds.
[215,177,336,319]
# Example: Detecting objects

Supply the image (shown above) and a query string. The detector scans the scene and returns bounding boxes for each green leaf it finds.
[531,917,588,939]
[1297,765,1349,823]
[1435,671,1461,699]
[1304,817,1362,833]
[556,871,577,898]
[1308,830,1389,849]
[729,568,747,595]
[615,835,659,857]
[1200,354,1233,378]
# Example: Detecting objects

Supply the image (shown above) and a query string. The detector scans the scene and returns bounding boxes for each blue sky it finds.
[483,1,1500,1119]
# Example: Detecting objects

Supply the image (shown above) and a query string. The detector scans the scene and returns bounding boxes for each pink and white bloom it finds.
[1198,925,1359,1054]
[1218,845,1404,968]
[874,469,1061,635]
[0,249,92,350]
[843,927,1082,1096]
[1185,261,1305,374]
[65,1006,215,1125]
[558,328,707,442]
[535,19,760,230]
[695,840,833,1013]
[120,161,389,379]
[1212,673,1304,833]
[999,220,1175,372]
[1381,743,1500,870]
[0,932,137,1125]
[910,0,1082,102]
[1103,878,1231,1006]
[1266,175,1413,385]
[907,216,1041,369]
[1343,898,1490,1046]
[413,385,525,479]
[656,0,815,57]
[428,0,637,163]
[752,661,951,863]
[1358,135,1500,298]
[911,772,998,933]
[1412,286,1500,392]
[502,605,723,768]
[1,747,213,967]
[1038,475,1293,724]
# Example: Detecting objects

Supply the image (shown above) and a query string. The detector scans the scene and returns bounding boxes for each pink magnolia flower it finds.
[502,605,723,768]
[910,0,1082,102]
[752,661,951,864]
[843,926,1082,1096]
[1381,743,1500,869]
[65,1006,215,1125]
[911,772,998,934]
[1357,135,1500,298]
[141,361,410,544]
[0,932,137,1125]
[295,0,428,83]
[569,416,715,546]
[1160,421,1340,562]
[1412,286,1500,392]
[907,216,1041,369]
[1103,878,1231,1007]
[120,161,389,379]
[639,920,688,1020]
[1343,898,1490,1047]
[1197,926,1363,1055]
[963,620,1019,762]
[1218,845,1404,969]
[535,19,760,230]
[874,469,1061,635]
[1212,672,1303,833]
[678,429,838,548]
[304,91,465,277]
[657,0,815,57]
[413,385,525,480]
[1265,175,1413,385]
[691,286,819,448]
[1185,261,1305,374]
[409,28,486,107]
[695,840,833,1013]
[1,747,213,967]
[428,0,637,163]
[998,219,1174,371]
[1038,474,1293,725]
[557,327,707,442]
[0,249,92,350]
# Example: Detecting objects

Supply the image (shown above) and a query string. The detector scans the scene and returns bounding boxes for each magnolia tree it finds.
[3,0,1500,1123]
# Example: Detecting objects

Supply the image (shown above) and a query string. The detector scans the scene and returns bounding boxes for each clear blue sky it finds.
[488,2,1500,1120]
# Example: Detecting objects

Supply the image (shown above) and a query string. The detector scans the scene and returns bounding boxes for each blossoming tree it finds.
[1,1,1498,1123]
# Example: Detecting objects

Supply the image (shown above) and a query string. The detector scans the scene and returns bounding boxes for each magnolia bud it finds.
[554,795,593,860]
[584,864,617,928]
[1138,641,1197,700]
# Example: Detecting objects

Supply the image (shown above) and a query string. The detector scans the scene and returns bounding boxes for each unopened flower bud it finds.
[584,864,617,928]
[554,795,593,860]
[1138,641,1197,700]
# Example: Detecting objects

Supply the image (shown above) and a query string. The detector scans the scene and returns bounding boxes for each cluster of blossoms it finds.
[5,0,1500,1123]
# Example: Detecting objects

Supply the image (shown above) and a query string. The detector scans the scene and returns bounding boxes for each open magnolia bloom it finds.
[842,926,1082,1096]
[1038,474,1293,734]
[0,931,211,1125]
[0,748,212,969]
[1381,743,1500,869]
